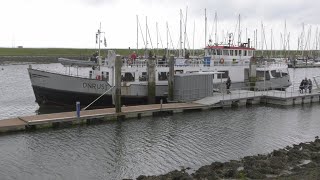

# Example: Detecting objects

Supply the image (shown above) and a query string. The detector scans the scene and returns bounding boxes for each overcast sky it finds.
[0,0,319,50]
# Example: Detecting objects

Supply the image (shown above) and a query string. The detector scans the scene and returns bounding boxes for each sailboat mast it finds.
[166,22,169,57]
[214,11,217,44]
[146,16,148,50]
[205,8,207,48]
[98,22,101,58]
[193,20,195,57]
[156,22,159,56]
[137,15,139,54]
[183,6,188,57]
[179,9,182,57]
[238,14,241,46]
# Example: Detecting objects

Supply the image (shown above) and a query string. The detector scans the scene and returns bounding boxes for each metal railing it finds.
[218,81,319,101]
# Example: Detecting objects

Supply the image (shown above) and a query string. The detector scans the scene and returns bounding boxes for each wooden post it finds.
[115,55,122,113]
[168,55,174,101]
[249,56,257,91]
[147,55,156,104]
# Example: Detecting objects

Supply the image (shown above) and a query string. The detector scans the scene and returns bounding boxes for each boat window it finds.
[281,70,288,76]
[223,50,229,56]
[235,50,238,56]
[217,49,222,55]
[270,70,281,78]
[102,72,109,81]
[239,50,242,56]
[121,72,135,82]
[244,50,247,56]
[175,70,183,74]
[89,71,93,79]
[217,71,229,79]
[212,49,217,55]
[158,72,168,81]
[230,50,234,56]
[256,71,270,80]
[248,50,253,56]
[139,72,147,81]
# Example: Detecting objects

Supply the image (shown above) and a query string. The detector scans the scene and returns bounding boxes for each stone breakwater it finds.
[135,137,320,180]
[0,56,89,64]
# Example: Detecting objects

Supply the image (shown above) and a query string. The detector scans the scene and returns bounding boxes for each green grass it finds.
[0,48,203,57]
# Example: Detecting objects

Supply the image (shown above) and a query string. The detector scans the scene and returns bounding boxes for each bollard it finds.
[160,99,163,110]
[76,101,80,118]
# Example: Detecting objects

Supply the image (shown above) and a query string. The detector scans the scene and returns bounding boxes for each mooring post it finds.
[249,56,257,91]
[147,54,156,104]
[168,55,174,101]
[115,55,122,113]
[76,101,80,118]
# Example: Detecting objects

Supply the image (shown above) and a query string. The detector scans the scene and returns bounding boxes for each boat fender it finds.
[220,58,224,64]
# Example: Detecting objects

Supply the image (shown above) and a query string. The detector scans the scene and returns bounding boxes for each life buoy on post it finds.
[219,58,225,64]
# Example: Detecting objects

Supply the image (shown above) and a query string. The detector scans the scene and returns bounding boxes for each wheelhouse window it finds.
[121,72,135,82]
[223,50,229,56]
[271,70,281,78]
[239,50,242,56]
[256,71,270,80]
[230,50,234,56]
[139,72,147,81]
[158,72,168,81]
[217,49,222,55]
[217,71,229,79]
[244,50,247,56]
[235,50,238,56]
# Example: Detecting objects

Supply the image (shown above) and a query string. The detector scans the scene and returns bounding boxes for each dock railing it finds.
[219,81,319,101]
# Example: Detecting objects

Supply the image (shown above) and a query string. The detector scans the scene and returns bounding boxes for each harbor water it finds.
[1,63,320,179]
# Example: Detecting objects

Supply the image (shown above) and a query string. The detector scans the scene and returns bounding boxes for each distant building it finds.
[17,46,23,48]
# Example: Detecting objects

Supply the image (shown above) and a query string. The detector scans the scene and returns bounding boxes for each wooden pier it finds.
[1,89,320,134]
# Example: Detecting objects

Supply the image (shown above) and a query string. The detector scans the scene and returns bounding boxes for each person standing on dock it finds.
[226,77,231,94]
[303,78,309,93]
[308,79,312,93]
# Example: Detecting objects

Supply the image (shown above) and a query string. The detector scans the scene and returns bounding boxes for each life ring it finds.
[219,58,225,64]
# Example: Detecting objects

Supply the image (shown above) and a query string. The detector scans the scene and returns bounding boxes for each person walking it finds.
[308,79,312,93]
[299,79,304,94]
[226,77,231,94]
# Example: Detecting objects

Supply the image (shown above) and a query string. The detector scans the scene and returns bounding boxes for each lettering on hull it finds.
[83,83,109,90]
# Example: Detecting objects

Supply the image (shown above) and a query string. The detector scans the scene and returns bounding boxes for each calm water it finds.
[0,63,320,179]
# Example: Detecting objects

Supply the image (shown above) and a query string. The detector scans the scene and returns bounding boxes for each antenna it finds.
[204,8,207,48]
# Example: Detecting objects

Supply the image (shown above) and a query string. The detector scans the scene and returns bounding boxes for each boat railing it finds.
[32,67,90,79]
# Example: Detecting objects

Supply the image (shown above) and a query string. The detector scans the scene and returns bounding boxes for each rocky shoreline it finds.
[135,137,320,180]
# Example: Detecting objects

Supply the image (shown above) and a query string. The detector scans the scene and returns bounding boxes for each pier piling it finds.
[115,55,122,113]
[168,55,174,101]
[147,55,156,104]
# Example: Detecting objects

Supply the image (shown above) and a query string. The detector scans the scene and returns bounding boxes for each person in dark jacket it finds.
[308,79,312,93]
[226,77,231,94]
[299,80,304,93]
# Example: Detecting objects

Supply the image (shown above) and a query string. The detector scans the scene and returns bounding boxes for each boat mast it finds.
[179,9,183,57]
[238,14,241,46]
[166,21,169,57]
[193,20,195,57]
[214,11,218,44]
[137,15,139,54]
[205,8,207,48]
[183,6,188,57]
[156,22,159,56]
[98,22,101,58]
[146,16,148,50]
